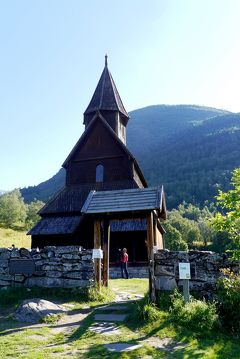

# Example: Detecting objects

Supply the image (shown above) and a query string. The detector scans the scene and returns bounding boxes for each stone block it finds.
[33,270,46,277]
[0,260,9,268]
[0,267,7,274]
[61,278,91,288]
[155,276,177,291]
[155,265,175,277]
[72,262,93,271]
[47,258,61,263]
[63,271,82,279]
[46,271,62,278]
[81,255,92,260]
[25,276,63,287]
[54,246,81,254]
[42,265,62,271]
[0,248,9,253]
[19,248,31,258]
[62,263,73,271]
[0,251,10,259]
[0,274,14,281]
[10,250,20,258]
[62,254,80,260]
[14,275,25,282]
[47,251,55,258]
[31,254,41,260]
[0,280,11,286]
[34,260,47,266]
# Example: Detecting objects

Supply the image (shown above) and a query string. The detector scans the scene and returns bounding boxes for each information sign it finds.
[92,249,103,259]
[179,262,191,280]
[9,259,35,275]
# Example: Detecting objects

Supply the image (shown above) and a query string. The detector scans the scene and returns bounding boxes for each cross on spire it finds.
[105,54,108,67]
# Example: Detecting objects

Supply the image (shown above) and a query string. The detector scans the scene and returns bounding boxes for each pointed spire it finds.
[84,56,129,119]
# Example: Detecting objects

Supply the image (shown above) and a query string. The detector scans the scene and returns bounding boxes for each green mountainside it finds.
[21,105,240,208]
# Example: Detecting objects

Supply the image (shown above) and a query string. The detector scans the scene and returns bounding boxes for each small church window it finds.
[96,164,104,182]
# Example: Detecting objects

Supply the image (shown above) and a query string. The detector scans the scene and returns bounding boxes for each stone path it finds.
[88,299,144,352]
[104,343,143,352]
[90,302,131,338]
[90,293,187,354]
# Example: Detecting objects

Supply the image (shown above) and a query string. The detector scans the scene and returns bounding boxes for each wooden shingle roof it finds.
[81,186,167,218]
[39,180,139,215]
[84,57,128,120]
[28,215,82,235]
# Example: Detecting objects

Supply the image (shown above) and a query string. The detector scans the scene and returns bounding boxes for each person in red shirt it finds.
[120,248,129,279]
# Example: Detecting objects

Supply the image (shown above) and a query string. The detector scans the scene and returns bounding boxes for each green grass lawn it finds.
[0,279,239,358]
[0,227,30,248]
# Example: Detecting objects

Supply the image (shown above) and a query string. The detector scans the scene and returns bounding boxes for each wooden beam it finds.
[94,220,101,291]
[102,219,110,287]
[147,211,156,302]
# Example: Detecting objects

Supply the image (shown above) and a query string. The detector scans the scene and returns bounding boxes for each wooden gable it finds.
[63,114,142,186]
[71,117,126,161]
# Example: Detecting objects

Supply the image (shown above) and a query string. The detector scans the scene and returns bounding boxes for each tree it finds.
[0,189,26,228]
[25,200,44,229]
[164,222,188,251]
[210,168,240,259]
[167,209,202,246]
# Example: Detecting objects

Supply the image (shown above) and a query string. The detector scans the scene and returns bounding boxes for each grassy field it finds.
[0,227,31,248]
[0,279,239,358]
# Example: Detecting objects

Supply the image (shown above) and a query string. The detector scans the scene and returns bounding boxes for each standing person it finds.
[120,248,129,279]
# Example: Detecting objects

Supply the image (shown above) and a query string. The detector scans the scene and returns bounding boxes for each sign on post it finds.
[179,262,191,303]
[9,259,35,275]
[179,262,191,279]
[92,249,103,259]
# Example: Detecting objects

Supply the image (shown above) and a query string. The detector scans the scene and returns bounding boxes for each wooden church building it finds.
[29,57,166,264]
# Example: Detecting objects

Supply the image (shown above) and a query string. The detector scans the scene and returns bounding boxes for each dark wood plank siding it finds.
[73,120,124,160]
[66,120,133,186]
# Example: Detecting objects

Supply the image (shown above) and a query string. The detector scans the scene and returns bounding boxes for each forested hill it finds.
[21,105,240,208]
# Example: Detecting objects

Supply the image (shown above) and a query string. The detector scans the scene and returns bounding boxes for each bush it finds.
[134,296,161,323]
[87,285,115,303]
[216,270,240,334]
[170,291,219,333]
[156,291,172,311]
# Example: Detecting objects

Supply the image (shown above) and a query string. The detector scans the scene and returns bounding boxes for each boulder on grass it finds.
[14,299,66,323]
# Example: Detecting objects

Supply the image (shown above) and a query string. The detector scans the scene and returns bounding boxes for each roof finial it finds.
[105,54,108,67]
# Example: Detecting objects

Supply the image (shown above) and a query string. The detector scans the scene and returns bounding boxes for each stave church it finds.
[29,56,166,266]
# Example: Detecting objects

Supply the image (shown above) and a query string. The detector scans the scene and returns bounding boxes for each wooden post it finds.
[94,220,101,291]
[153,214,157,247]
[147,212,156,302]
[102,219,110,287]
[183,280,190,303]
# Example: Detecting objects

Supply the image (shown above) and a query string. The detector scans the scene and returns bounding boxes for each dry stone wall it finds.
[154,250,240,296]
[110,265,148,279]
[0,246,94,288]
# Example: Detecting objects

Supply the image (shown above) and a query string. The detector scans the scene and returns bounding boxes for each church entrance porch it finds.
[81,186,167,301]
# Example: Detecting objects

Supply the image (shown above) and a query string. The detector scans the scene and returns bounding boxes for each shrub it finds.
[156,291,172,311]
[41,313,64,324]
[134,296,161,323]
[216,270,240,334]
[87,285,115,303]
[170,291,219,333]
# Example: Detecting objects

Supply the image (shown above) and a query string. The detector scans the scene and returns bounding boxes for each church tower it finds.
[84,56,129,144]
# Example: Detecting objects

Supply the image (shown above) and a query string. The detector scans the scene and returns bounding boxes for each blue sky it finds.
[1,0,240,191]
